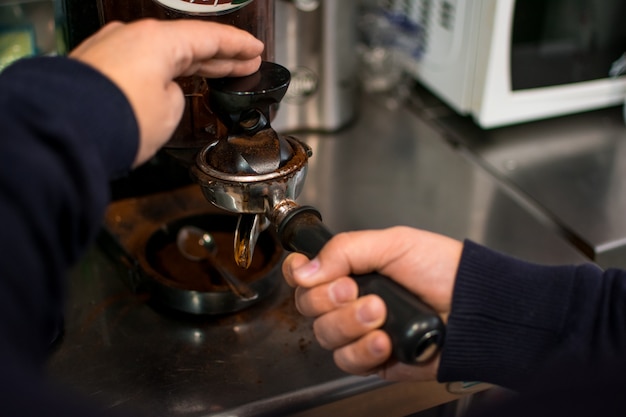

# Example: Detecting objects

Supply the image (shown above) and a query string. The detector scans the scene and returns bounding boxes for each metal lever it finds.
[277,205,445,364]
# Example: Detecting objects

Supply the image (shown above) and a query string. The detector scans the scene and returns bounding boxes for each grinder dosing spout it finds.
[192,62,446,365]
[205,62,295,177]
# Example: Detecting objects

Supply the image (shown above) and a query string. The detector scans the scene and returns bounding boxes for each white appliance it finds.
[388,0,626,128]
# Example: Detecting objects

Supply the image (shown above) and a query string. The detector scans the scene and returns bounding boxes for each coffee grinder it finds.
[96,0,283,316]
[96,0,445,365]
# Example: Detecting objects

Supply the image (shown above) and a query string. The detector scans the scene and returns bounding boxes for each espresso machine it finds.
[89,0,444,365]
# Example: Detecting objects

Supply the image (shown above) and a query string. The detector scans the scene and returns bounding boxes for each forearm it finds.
[0,56,138,414]
[437,240,624,391]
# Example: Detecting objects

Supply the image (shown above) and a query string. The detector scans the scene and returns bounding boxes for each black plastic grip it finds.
[278,206,445,364]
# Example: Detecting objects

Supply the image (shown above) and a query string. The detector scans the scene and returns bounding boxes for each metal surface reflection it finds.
[438,105,626,268]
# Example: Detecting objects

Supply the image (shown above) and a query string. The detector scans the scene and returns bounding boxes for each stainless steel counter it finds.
[48,94,588,417]
[434,103,626,269]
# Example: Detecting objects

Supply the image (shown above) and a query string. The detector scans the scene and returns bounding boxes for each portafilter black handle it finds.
[277,206,445,364]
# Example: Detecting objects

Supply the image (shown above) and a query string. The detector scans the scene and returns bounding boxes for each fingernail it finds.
[292,258,320,282]
[329,280,356,305]
[357,298,384,325]
[369,333,387,356]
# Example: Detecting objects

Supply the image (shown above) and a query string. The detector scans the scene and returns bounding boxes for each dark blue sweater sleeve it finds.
[438,240,626,391]
[0,56,138,415]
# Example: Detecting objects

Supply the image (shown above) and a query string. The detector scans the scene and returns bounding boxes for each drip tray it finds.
[100,185,284,315]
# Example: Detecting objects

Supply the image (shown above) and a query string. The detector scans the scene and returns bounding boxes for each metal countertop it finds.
[47,94,588,417]
[434,103,626,269]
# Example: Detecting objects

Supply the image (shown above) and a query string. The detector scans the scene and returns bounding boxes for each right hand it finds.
[69,19,264,167]
[282,226,463,381]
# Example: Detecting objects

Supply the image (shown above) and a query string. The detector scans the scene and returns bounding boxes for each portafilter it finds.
[191,62,445,364]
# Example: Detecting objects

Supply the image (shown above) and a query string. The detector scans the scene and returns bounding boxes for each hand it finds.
[282,226,463,381]
[69,19,264,167]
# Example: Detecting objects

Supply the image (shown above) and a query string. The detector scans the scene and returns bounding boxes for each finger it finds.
[289,231,394,289]
[183,21,264,60]
[332,330,392,376]
[312,295,386,350]
[192,56,262,78]
[282,253,311,287]
[321,230,410,277]
[294,276,358,317]
[161,20,264,75]
[292,227,459,311]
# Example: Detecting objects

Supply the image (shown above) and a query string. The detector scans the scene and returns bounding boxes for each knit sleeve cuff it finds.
[437,240,578,390]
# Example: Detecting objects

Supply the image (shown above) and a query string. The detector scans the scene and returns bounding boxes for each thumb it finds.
[290,227,461,314]
[289,230,392,288]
